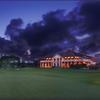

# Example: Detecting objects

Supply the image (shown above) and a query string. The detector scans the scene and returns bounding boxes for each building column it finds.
[52,62,53,67]
[42,62,44,68]
[45,62,47,68]
[66,62,68,68]
[67,62,69,68]
[48,62,50,68]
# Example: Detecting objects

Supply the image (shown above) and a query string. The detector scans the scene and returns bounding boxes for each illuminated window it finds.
[77,57,80,59]
[68,57,70,58]
[71,57,73,58]
[83,62,86,64]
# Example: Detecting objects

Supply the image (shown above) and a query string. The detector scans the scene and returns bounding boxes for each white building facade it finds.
[40,54,96,68]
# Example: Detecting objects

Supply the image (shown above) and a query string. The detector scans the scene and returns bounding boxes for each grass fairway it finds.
[0,68,100,100]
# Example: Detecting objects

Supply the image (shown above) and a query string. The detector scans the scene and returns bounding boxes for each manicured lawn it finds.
[0,68,100,100]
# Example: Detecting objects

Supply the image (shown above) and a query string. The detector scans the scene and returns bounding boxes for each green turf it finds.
[0,68,100,100]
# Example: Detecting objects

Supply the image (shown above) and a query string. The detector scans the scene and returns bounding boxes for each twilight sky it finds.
[0,0,99,57]
[0,0,78,38]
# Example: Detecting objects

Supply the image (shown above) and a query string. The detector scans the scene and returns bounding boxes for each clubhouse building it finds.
[40,53,96,68]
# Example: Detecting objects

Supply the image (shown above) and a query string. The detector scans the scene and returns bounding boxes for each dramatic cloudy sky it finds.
[0,0,77,38]
[0,0,100,57]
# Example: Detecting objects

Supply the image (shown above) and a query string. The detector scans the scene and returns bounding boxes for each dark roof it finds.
[39,50,95,60]
[59,50,82,56]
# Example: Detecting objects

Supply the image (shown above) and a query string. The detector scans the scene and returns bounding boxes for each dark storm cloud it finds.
[4,2,100,57]
[66,1,100,53]
[19,9,77,57]
[0,37,29,57]
[21,10,76,48]
[5,18,23,40]
[4,18,31,56]
[0,37,11,53]
[67,1,100,33]
[4,10,78,57]
[79,1,100,32]
[78,1,100,52]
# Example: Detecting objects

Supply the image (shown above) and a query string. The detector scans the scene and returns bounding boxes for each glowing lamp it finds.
[83,62,86,64]
[77,57,79,59]
[71,57,73,58]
